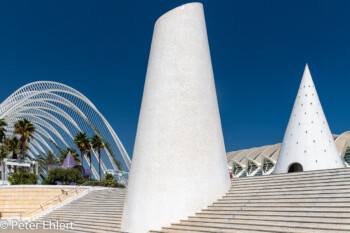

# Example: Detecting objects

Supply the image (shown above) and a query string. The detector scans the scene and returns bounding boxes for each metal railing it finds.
[22,181,92,217]
[22,181,125,218]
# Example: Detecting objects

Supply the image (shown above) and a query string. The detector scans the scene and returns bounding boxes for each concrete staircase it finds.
[34,188,126,233]
[150,168,350,233]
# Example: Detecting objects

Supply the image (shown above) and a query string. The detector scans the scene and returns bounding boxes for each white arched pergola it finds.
[0,81,131,183]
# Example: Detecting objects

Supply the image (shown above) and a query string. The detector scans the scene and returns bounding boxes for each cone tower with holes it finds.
[274,64,345,174]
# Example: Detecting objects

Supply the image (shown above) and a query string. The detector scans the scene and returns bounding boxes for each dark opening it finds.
[288,163,303,173]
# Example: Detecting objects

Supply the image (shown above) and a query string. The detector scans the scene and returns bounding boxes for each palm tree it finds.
[59,147,80,164]
[91,134,104,181]
[3,137,20,172]
[74,132,89,167]
[0,146,7,162]
[13,119,36,160]
[0,118,7,144]
[3,137,20,160]
[36,151,59,174]
[86,143,92,172]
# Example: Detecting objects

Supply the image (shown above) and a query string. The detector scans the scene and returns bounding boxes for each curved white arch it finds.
[0,81,131,181]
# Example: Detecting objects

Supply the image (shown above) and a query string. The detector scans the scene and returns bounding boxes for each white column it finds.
[121,3,230,233]
[274,64,345,174]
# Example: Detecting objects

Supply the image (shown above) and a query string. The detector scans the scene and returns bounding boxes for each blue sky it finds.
[0,0,349,156]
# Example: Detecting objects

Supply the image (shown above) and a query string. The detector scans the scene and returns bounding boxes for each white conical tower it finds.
[121,3,230,233]
[274,64,345,174]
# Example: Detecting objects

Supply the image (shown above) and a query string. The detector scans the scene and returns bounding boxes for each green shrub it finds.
[76,177,96,185]
[103,174,116,182]
[101,174,125,188]
[47,168,82,185]
[8,173,38,185]
[41,178,52,185]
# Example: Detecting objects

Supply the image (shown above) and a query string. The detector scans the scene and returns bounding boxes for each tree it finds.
[0,118,7,143]
[3,137,20,160]
[59,147,80,164]
[87,144,92,172]
[8,172,38,185]
[74,132,89,167]
[13,119,36,160]
[3,137,20,173]
[46,168,82,185]
[0,146,7,164]
[36,151,59,174]
[91,134,104,181]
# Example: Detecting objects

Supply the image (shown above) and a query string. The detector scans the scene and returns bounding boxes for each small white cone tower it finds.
[274,64,345,174]
[121,3,230,233]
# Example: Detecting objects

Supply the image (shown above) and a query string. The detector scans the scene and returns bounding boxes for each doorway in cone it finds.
[288,163,303,173]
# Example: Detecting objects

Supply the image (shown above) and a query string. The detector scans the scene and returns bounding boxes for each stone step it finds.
[77,195,126,197]
[222,191,350,199]
[210,202,350,207]
[150,228,264,233]
[84,195,126,198]
[69,229,123,233]
[232,173,350,185]
[59,205,124,208]
[73,199,125,202]
[225,189,350,197]
[216,197,350,203]
[46,211,123,216]
[182,217,350,230]
[228,184,350,194]
[62,225,124,233]
[162,224,279,233]
[44,213,122,218]
[86,192,126,194]
[231,174,350,187]
[200,209,350,218]
[205,206,350,212]
[37,215,121,222]
[69,223,123,232]
[38,216,121,222]
[170,220,348,232]
[71,201,125,204]
[78,194,125,196]
[231,179,350,190]
[71,202,124,205]
[35,218,121,228]
[188,214,350,224]
[81,195,125,199]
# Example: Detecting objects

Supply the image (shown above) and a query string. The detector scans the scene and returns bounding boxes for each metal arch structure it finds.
[0,81,131,183]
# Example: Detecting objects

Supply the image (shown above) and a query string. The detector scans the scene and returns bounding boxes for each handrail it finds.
[22,181,124,217]
[22,181,92,217]
[0,211,22,219]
